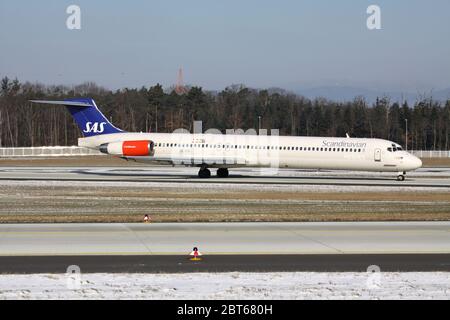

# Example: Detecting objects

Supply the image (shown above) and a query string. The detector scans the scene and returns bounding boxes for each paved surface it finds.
[1,254,450,273]
[0,166,449,187]
[1,222,450,256]
[1,222,450,273]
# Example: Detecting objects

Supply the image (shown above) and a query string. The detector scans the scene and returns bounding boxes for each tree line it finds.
[0,76,449,150]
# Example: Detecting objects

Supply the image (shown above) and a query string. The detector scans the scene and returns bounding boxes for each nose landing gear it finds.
[396,171,406,181]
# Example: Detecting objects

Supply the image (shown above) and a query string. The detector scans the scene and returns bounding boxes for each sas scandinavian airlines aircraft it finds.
[30,98,422,181]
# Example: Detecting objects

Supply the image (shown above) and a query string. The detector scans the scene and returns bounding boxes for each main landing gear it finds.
[217,168,229,178]
[197,167,229,178]
[198,167,211,178]
[396,171,406,181]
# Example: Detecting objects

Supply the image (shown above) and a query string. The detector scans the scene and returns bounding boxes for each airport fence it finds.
[0,146,103,157]
[410,150,450,158]
[0,146,448,158]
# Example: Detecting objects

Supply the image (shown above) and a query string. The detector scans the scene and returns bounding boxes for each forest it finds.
[0,76,449,150]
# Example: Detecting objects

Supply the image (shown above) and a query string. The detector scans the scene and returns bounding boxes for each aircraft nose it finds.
[410,155,422,169]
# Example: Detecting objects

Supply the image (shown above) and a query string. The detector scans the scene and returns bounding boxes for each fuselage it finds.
[79,132,422,173]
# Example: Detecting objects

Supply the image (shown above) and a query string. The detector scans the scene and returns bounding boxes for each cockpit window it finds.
[387,145,403,152]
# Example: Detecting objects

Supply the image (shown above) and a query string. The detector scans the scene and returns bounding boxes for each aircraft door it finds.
[374,148,381,162]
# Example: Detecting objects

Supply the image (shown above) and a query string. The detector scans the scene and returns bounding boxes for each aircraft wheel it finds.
[396,174,405,181]
[198,168,211,178]
[217,168,229,178]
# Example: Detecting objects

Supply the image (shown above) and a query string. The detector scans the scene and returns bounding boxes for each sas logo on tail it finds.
[83,122,106,133]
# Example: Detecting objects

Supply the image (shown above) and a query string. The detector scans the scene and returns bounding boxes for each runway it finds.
[0,166,450,187]
[1,254,450,273]
[1,222,450,273]
[1,165,449,273]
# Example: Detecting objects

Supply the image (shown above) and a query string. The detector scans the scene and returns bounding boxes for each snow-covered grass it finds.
[0,272,449,300]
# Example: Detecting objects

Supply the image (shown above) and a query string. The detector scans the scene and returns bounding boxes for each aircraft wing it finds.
[124,155,249,166]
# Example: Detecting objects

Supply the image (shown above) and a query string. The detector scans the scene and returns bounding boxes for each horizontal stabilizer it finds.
[29,100,93,107]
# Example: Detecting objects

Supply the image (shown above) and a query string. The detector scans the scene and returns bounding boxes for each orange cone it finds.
[189,247,203,261]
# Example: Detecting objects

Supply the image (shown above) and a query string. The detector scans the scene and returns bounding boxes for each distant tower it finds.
[175,68,188,94]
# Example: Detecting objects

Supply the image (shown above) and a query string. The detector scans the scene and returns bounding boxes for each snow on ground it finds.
[0,272,449,300]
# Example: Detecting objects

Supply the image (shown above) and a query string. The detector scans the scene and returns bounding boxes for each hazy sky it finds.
[1,0,449,92]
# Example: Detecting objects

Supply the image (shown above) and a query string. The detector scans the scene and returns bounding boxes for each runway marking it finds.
[2,251,450,257]
[1,177,449,188]
[1,229,448,235]
[125,224,153,254]
[275,225,344,254]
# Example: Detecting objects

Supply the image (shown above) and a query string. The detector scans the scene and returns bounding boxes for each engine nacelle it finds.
[99,140,155,157]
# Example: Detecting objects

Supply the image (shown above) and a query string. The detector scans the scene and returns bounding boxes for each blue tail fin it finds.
[30,98,124,137]
[63,98,123,137]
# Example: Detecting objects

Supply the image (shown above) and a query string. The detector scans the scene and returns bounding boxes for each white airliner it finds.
[30,98,422,181]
